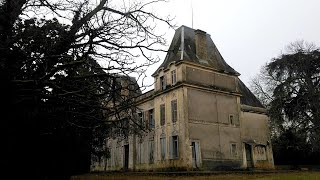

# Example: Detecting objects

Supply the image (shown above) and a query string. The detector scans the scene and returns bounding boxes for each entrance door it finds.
[245,144,253,168]
[124,145,129,170]
[191,141,200,168]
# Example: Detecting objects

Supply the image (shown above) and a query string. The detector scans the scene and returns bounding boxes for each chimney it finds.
[194,29,207,60]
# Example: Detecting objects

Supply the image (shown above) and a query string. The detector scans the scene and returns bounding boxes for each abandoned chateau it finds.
[91,25,274,171]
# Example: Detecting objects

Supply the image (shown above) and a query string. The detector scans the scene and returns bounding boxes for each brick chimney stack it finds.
[195,29,207,60]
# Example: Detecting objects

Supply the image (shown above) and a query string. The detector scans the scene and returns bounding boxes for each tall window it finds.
[170,136,179,159]
[160,137,166,160]
[160,104,165,126]
[171,70,177,85]
[149,109,154,129]
[137,142,142,164]
[160,76,166,90]
[149,140,154,164]
[171,100,177,123]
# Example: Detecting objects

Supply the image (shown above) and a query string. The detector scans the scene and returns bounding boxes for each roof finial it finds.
[191,0,194,28]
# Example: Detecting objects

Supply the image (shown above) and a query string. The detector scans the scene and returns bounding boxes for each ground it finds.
[71,171,320,180]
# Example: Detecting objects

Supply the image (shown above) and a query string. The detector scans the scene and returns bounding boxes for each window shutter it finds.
[171,101,174,122]
[163,76,166,89]
[169,136,173,159]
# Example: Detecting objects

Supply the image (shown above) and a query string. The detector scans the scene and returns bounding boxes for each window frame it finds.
[160,137,166,160]
[148,140,154,164]
[160,104,165,126]
[170,135,179,159]
[138,112,144,127]
[171,70,177,85]
[229,114,235,126]
[160,76,166,90]
[149,109,154,129]
[230,143,237,157]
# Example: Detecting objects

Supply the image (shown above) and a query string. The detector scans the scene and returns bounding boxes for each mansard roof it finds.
[153,25,240,76]
[238,79,264,108]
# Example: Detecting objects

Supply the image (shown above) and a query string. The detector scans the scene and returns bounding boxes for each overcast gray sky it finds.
[143,0,320,91]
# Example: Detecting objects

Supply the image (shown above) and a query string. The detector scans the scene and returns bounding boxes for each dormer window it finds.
[171,70,176,85]
[160,76,166,90]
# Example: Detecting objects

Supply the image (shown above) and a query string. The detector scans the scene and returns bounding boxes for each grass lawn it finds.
[71,171,320,180]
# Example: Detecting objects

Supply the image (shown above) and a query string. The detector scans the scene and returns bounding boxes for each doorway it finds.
[245,143,253,168]
[124,145,129,170]
[191,141,200,168]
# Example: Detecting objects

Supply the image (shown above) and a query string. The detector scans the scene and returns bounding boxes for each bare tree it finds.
[2,0,174,177]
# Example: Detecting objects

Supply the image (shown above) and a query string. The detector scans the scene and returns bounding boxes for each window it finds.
[230,143,237,157]
[229,114,234,125]
[160,104,165,126]
[160,76,166,90]
[149,140,154,164]
[160,137,166,160]
[171,100,177,123]
[137,142,142,164]
[138,112,144,127]
[149,109,154,129]
[170,136,179,159]
[171,70,177,85]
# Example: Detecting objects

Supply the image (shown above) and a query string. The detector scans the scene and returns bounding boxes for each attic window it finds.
[160,76,166,90]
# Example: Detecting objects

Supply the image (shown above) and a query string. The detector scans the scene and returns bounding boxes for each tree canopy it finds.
[250,41,320,164]
[1,0,173,178]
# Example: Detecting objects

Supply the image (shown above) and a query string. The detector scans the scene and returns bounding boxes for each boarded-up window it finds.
[149,140,154,164]
[160,137,166,160]
[160,104,165,126]
[171,100,177,123]
[255,145,267,160]
[169,136,179,159]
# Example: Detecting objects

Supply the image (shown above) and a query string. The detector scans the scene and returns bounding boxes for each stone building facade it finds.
[91,26,274,171]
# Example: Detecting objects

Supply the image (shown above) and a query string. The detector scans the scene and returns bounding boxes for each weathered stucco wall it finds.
[185,66,237,92]
[240,111,274,169]
[187,88,242,170]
